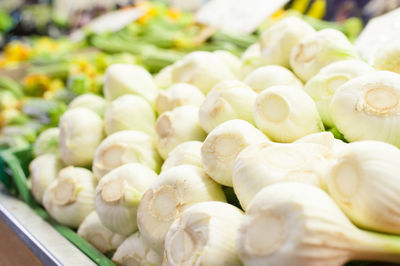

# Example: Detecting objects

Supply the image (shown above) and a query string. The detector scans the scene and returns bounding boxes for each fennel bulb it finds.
[68,93,106,117]
[92,130,161,181]
[243,65,303,93]
[155,105,206,160]
[290,29,357,82]
[78,211,126,253]
[329,71,400,146]
[59,108,104,167]
[237,182,400,266]
[213,50,242,76]
[239,42,262,79]
[154,83,205,115]
[161,141,203,172]
[104,94,156,137]
[255,85,324,142]
[233,141,333,210]
[43,166,96,228]
[137,165,226,253]
[198,80,257,133]
[163,201,243,266]
[33,128,60,157]
[155,64,174,89]
[171,51,236,94]
[30,153,63,204]
[201,119,269,187]
[112,232,162,266]
[260,17,315,68]
[95,163,157,236]
[304,60,374,128]
[103,64,159,102]
[373,41,400,74]
[327,140,400,234]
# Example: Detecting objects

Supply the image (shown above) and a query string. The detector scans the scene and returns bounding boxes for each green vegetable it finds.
[67,74,92,95]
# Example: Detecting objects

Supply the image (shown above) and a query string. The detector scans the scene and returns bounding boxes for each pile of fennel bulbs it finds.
[26,16,400,266]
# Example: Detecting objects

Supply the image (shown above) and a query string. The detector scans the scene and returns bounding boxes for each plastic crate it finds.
[0,147,115,266]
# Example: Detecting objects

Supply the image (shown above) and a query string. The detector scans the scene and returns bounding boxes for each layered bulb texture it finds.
[112,232,162,266]
[154,83,205,115]
[198,80,257,133]
[237,182,400,266]
[43,166,96,228]
[260,17,316,68]
[155,105,206,160]
[161,141,203,172]
[304,60,374,128]
[59,107,104,167]
[330,71,400,147]
[95,163,157,236]
[233,138,335,210]
[163,201,243,266]
[92,130,161,181]
[77,211,126,253]
[170,51,236,94]
[201,119,269,187]
[104,94,156,137]
[33,128,60,157]
[243,65,303,93]
[29,153,63,204]
[254,85,324,142]
[290,29,357,82]
[326,140,400,234]
[137,165,226,253]
[103,64,159,102]
[68,93,106,117]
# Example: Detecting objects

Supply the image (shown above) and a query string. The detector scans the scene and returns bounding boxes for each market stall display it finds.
[2,1,400,266]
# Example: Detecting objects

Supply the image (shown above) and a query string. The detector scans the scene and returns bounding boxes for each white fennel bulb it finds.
[240,42,262,79]
[137,165,226,253]
[95,163,157,236]
[163,201,243,266]
[373,41,400,73]
[68,93,106,117]
[198,80,257,133]
[30,153,63,204]
[295,131,346,157]
[243,65,303,93]
[327,140,400,235]
[33,128,60,157]
[201,119,269,187]
[171,51,236,94]
[77,211,126,253]
[237,182,400,266]
[112,232,162,266]
[233,141,332,210]
[213,50,242,76]
[330,71,400,146]
[154,83,205,115]
[92,130,161,181]
[103,64,159,102]
[155,105,206,160]
[155,64,174,89]
[260,17,315,68]
[43,166,96,228]
[161,141,203,172]
[255,85,324,142]
[290,29,357,82]
[59,108,104,167]
[104,94,156,137]
[304,60,374,128]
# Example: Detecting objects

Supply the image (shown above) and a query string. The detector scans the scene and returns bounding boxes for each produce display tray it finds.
[0,147,115,266]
